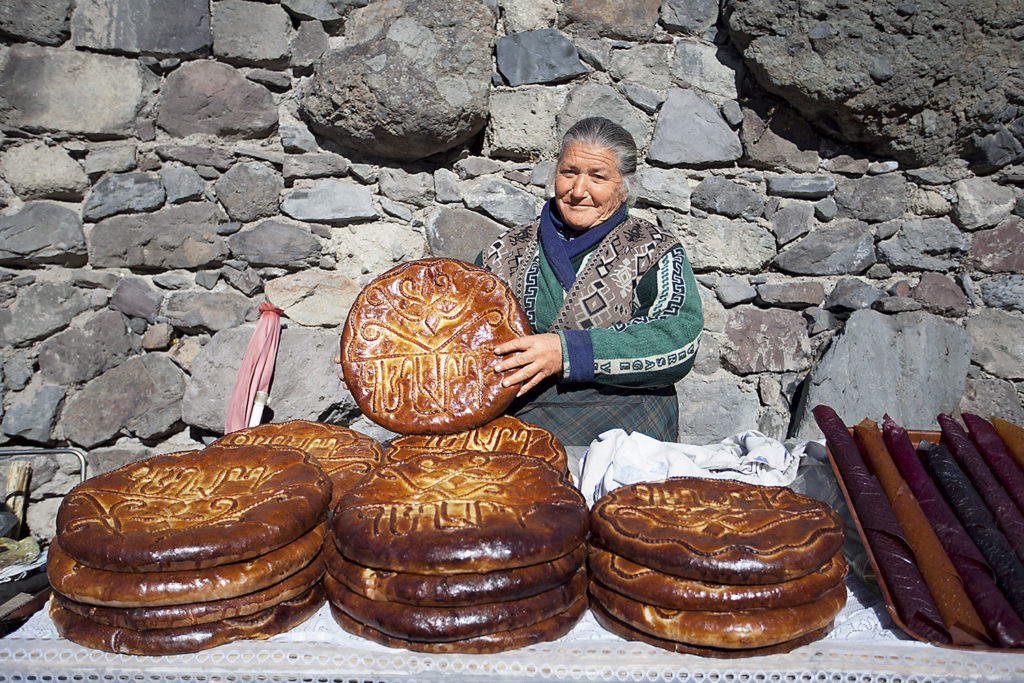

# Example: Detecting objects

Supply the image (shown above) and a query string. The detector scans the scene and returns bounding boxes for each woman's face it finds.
[554,143,626,231]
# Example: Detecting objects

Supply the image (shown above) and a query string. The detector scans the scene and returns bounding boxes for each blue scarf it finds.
[538,200,628,291]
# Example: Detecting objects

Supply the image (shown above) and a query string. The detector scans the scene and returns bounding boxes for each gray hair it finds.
[557,116,638,203]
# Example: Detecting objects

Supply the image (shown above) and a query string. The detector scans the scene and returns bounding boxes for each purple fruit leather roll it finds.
[963,412,1024,518]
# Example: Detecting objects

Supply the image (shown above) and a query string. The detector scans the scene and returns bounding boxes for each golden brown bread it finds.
[386,415,569,475]
[590,600,831,658]
[48,521,327,607]
[588,545,847,611]
[332,450,588,574]
[590,477,845,584]
[325,537,584,606]
[325,569,585,642]
[340,258,530,435]
[589,579,846,650]
[53,553,325,630]
[50,582,325,656]
[212,420,384,506]
[56,445,331,571]
[328,593,588,654]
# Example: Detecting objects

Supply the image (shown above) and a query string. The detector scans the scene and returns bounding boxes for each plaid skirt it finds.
[508,380,678,448]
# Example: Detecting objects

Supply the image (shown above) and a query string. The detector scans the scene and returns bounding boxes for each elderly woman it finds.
[479,116,703,447]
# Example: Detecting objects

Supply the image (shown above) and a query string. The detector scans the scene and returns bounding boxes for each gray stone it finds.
[264,270,361,327]
[423,206,505,263]
[559,0,661,41]
[675,373,761,445]
[291,20,331,69]
[835,174,907,223]
[37,309,132,385]
[824,278,885,312]
[71,0,211,56]
[670,39,742,101]
[756,281,825,309]
[906,168,952,185]
[88,202,229,270]
[0,0,73,45]
[958,377,1024,426]
[484,86,565,160]
[280,125,319,154]
[2,381,65,444]
[214,162,283,222]
[158,61,277,139]
[0,141,88,201]
[82,172,165,221]
[160,166,205,204]
[499,0,557,33]
[953,177,1016,230]
[221,263,263,297]
[228,220,321,268]
[773,219,875,275]
[691,176,764,219]
[167,335,204,372]
[766,175,836,199]
[495,29,588,87]
[740,106,820,173]
[722,305,811,374]
[979,274,1024,313]
[163,290,255,333]
[0,280,89,347]
[720,100,744,128]
[109,276,162,323]
[908,187,952,217]
[557,81,650,154]
[60,354,186,448]
[619,83,663,115]
[281,179,377,224]
[877,217,968,272]
[379,198,413,222]
[803,306,838,335]
[0,202,86,267]
[969,218,1024,274]
[649,89,742,167]
[74,270,121,291]
[911,271,968,317]
[661,0,718,34]
[869,160,900,175]
[195,270,220,290]
[181,325,352,433]
[635,168,691,212]
[433,169,461,204]
[770,200,814,246]
[0,45,155,137]
[212,0,291,67]
[792,310,971,439]
[3,352,34,392]
[969,308,1024,381]
[714,277,756,306]
[813,197,838,221]
[968,126,1024,175]
[873,295,923,314]
[83,142,139,177]
[455,157,506,179]
[245,69,292,92]
[156,145,235,172]
[666,212,776,274]
[283,153,350,182]
[298,0,494,161]
[462,177,538,227]
[142,322,173,350]
[379,168,435,208]
[331,222,429,284]
[608,44,674,92]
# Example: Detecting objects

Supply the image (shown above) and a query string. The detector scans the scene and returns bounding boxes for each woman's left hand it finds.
[493,333,562,397]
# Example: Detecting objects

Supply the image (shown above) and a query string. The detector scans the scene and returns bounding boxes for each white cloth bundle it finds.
[578,429,802,507]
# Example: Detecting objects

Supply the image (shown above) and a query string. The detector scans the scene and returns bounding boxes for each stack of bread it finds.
[325,449,589,652]
[588,477,848,657]
[47,443,332,655]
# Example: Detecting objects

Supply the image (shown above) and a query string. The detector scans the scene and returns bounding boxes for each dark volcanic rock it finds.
[228,220,322,268]
[495,29,588,86]
[0,202,86,267]
[158,60,278,139]
[71,0,212,57]
[38,310,133,386]
[88,202,229,270]
[0,0,73,45]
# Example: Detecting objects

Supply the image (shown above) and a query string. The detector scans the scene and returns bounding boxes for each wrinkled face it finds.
[553,143,627,231]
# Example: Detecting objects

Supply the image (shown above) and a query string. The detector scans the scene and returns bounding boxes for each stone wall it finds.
[0,0,1022,542]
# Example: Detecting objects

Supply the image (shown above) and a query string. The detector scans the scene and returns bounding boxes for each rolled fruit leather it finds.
[938,413,1024,567]
[992,418,1024,472]
[919,440,1024,622]
[853,417,987,646]
[963,413,1024,518]
[882,416,1024,647]
[812,405,950,644]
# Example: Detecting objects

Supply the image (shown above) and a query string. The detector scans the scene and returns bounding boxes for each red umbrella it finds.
[225,302,285,434]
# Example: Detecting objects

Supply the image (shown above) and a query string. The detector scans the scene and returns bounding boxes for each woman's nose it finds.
[570,175,587,196]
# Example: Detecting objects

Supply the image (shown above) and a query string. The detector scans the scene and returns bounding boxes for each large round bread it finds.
[50,582,325,656]
[325,569,585,642]
[47,521,326,607]
[332,450,588,574]
[340,258,530,434]
[589,579,846,650]
[328,594,587,654]
[53,554,325,630]
[590,477,845,584]
[325,537,584,606]
[589,600,831,658]
[56,445,331,571]
[588,545,848,611]
[386,415,568,475]
[213,420,384,506]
